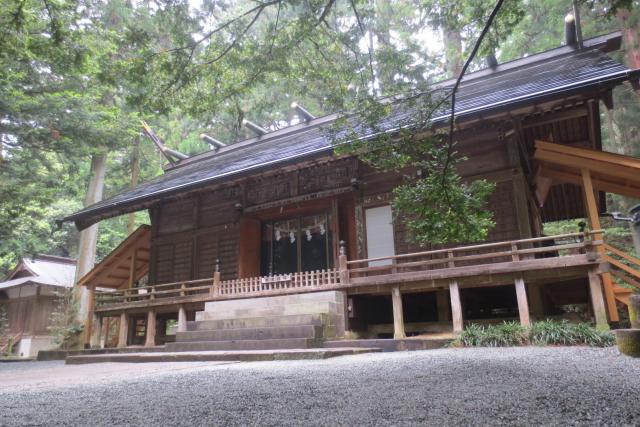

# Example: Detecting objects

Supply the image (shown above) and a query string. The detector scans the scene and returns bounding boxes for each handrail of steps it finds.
[95,231,603,308]
[603,242,640,305]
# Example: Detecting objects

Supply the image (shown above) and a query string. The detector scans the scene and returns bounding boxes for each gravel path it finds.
[1,347,639,426]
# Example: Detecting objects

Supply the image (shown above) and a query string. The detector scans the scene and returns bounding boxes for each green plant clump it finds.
[453,320,614,348]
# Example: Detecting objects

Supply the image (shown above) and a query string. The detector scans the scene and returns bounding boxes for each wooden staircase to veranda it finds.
[603,243,640,307]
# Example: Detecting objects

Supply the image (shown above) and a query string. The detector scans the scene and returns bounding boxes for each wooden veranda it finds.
[89,231,609,346]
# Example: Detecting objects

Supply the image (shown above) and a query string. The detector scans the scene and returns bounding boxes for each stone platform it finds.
[65,347,380,364]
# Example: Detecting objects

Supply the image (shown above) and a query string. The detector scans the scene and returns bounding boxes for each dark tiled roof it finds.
[65,34,639,229]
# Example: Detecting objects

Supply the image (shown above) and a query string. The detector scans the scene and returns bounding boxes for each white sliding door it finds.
[365,205,395,266]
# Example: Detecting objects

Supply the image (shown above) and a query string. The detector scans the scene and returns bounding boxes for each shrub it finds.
[454,320,615,348]
[48,289,84,349]
[456,321,526,347]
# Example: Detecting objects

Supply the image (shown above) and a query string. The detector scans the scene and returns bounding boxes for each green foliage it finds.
[47,289,83,350]
[529,320,615,347]
[453,320,615,348]
[0,305,8,339]
[455,321,527,347]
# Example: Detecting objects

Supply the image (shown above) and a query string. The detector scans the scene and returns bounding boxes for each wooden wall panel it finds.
[157,198,196,235]
[2,295,58,335]
[154,244,174,284]
[199,187,241,228]
[238,218,261,278]
[172,241,193,281]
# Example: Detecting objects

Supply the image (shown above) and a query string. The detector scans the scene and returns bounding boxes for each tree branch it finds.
[441,0,504,184]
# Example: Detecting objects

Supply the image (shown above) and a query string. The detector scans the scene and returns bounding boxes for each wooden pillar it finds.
[83,285,95,348]
[449,280,463,333]
[391,285,405,339]
[514,276,531,327]
[145,309,156,347]
[581,168,618,322]
[177,305,187,333]
[117,312,128,348]
[100,317,109,349]
[588,268,609,330]
[436,289,450,321]
[128,249,138,289]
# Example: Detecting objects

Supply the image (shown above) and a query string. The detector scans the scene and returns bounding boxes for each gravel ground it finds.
[1,346,639,426]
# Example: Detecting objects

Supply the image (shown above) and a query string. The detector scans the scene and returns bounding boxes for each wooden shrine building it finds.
[64,31,640,350]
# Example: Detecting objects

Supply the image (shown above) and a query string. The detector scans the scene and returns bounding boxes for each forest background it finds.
[1,0,639,276]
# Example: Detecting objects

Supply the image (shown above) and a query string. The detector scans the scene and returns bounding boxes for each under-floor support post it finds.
[145,309,157,347]
[177,305,187,333]
[391,285,406,339]
[449,280,463,333]
[588,268,609,330]
[514,276,531,327]
[117,312,128,348]
[436,289,450,321]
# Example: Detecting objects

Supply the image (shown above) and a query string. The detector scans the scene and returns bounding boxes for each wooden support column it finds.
[588,268,609,330]
[449,280,463,333]
[117,312,128,348]
[391,285,406,339]
[581,168,619,322]
[514,276,531,327]
[436,289,450,321]
[145,309,156,347]
[177,305,187,333]
[527,284,544,319]
[82,285,96,348]
[100,317,110,349]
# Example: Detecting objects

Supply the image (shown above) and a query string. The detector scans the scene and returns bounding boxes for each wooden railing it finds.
[96,231,601,310]
[345,231,601,280]
[603,243,640,303]
[96,269,341,308]
[0,332,21,354]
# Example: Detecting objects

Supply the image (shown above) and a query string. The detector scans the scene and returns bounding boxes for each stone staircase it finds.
[165,291,346,352]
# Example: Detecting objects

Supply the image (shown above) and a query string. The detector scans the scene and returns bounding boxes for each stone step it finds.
[197,301,342,321]
[176,324,324,342]
[324,338,453,352]
[65,347,382,364]
[166,338,320,352]
[187,314,328,331]
[203,291,345,312]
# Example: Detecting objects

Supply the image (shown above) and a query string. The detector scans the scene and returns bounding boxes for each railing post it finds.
[339,240,350,286]
[211,258,221,297]
[511,242,519,262]
[447,250,455,268]
[180,282,186,297]
[150,286,155,301]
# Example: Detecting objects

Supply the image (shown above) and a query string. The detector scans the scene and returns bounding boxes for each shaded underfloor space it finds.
[348,293,443,338]
[1,347,639,426]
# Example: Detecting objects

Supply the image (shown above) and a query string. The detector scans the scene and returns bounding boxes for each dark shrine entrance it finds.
[260,213,333,275]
